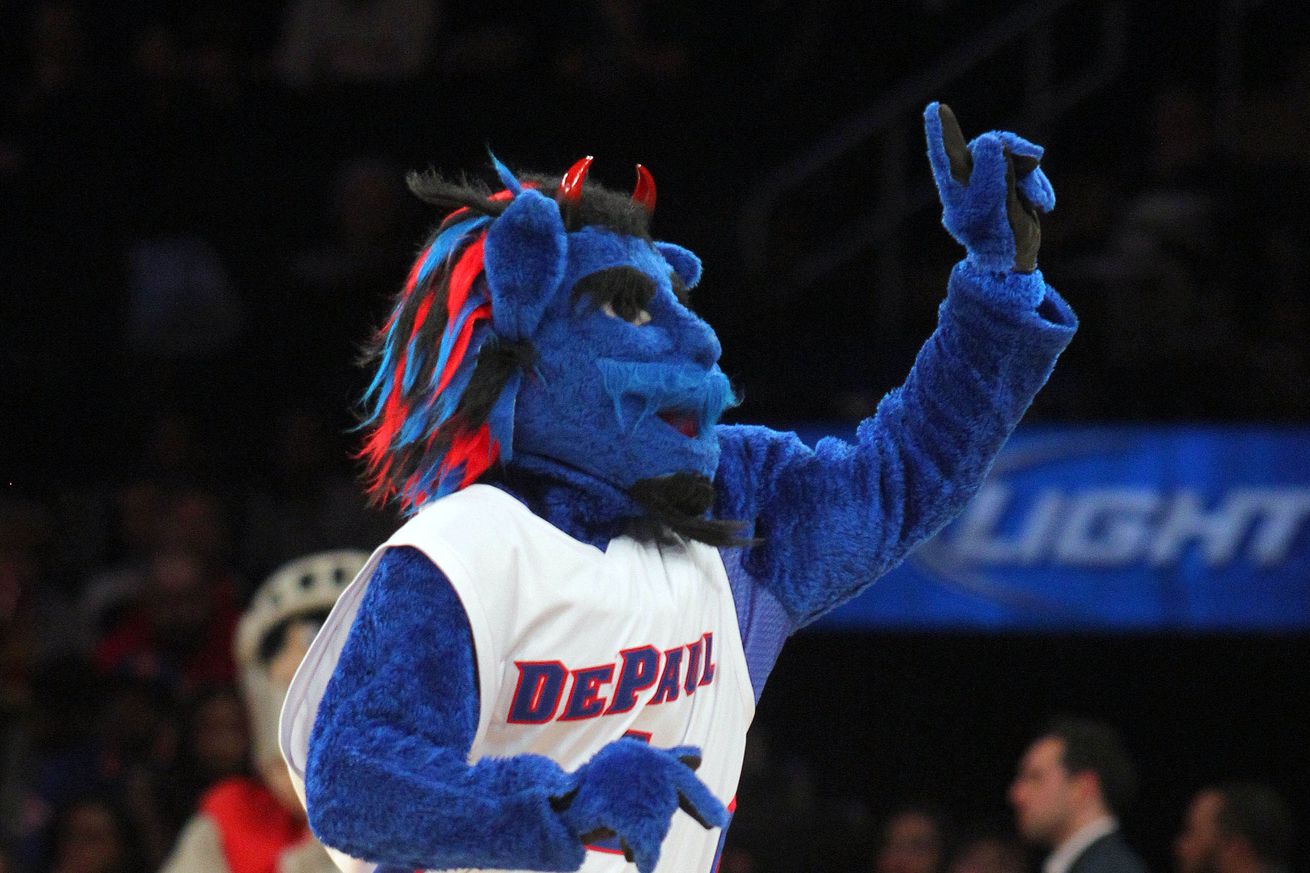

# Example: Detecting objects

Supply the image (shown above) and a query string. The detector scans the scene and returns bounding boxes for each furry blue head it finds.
[361,156,737,535]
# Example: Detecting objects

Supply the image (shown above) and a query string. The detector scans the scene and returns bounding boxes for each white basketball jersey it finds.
[281,484,754,873]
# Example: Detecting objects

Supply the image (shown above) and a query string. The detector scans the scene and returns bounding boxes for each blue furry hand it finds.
[550,738,728,873]
[924,102,1055,273]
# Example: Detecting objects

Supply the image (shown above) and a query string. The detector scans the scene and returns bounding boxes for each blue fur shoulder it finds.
[305,546,584,871]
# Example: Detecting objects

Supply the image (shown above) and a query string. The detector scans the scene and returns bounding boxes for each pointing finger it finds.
[937,104,972,185]
[672,767,729,830]
[925,102,970,191]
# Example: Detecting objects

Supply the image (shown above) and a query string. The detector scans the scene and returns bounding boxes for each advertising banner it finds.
[793,425,1310,632]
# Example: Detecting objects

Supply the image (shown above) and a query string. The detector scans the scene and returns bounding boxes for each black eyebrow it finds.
[571,266,658,309]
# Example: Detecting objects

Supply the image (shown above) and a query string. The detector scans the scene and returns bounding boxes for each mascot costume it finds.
[163,550,368,873]
[279,104,1077,873]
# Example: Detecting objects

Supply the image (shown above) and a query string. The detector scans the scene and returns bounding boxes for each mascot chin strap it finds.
[508,452,648,517]
[504,454,741,549]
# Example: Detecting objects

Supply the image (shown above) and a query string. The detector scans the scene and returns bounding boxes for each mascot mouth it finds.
[595,359,736,440]
[657,410,700,438]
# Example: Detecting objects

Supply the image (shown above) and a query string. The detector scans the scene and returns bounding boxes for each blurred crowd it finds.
[0,407,393,872]
[1,1,1308,872]
[4,0,1310,490]
[717,719,1294,873]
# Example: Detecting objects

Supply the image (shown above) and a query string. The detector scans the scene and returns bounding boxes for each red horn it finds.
[558,155,594,205]
[631,163,656,214]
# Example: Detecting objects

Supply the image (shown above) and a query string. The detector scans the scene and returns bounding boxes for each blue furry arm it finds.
[715,263,1076,628]
[305,546,585,872]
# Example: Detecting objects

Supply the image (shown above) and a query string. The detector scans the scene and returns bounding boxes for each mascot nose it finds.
[680,314,721,369]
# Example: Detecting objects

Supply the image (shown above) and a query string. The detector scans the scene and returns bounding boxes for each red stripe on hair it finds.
[409,295,434,341]
[442,425,496,490]
[360,361,408,500]
[400,469,427,510]
[383,245,432,333]
[445,235,487,322]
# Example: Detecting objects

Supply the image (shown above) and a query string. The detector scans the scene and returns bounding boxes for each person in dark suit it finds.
[1008,717,1150,873]
[1175,783,1292,873]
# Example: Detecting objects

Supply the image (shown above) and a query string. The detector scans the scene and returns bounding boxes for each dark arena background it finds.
[2,2,1309,873]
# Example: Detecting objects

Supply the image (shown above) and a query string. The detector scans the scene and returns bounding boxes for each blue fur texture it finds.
[652,241,702,288]
[307,547,726,871]
[712,264,1076,628]
[924,101,1054,273]
[311,116,1078,873]
[556,738,728,873]
[497,219,729,488]
[306,546,587,871]
[595,359,736,435]
[485,190,568,342]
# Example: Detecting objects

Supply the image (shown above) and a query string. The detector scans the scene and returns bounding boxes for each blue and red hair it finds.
[358,198,523,513]
[360,155,671,515]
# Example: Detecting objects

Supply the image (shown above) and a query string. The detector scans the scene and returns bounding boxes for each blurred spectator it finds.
[290,157,410,295]
[1008,718,1147,873]
[723,727,821,872]
[94,548,240,695]
[18,1,84,103]
[11,660,103,870]
[183,5,257,107]
[1086,84,1250,419]
[716,847,759,873]
[160,551,366,873]
[43,796,143,873]
[950,832,1028,873]
[166,686,250,819]
[270,158,414,402]
[11,663,176,870]
[124,235,246,362]
[137,413,211,487]
[1235,45,1310,170]
[185,688,249,784]
[552,0,688,96]
[1174,784,1293,873]
[77,486,163,642]
[0,498,82,660]
[83,484,241,646]
[155,490,237,572]
[275,0,437,90]
[99,673,179,867]
[876,803,951,873]
[240,407,394,583]
[97,673,177,787]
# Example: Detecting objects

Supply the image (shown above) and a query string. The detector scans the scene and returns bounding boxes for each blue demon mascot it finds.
[279,104,1076,873]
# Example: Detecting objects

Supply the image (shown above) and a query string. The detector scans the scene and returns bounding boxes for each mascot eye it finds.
[601,299,652,326]
[573,266,657,327]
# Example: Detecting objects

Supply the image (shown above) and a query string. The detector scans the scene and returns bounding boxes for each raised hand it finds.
[923,102,1055,273]
[550,738,728,873]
